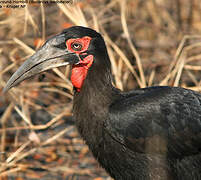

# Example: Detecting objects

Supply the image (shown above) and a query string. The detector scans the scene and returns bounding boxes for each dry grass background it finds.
[0,0,201,179]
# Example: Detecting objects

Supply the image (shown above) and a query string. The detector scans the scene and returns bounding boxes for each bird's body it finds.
[4,26,201,180]
[73,56,201,180]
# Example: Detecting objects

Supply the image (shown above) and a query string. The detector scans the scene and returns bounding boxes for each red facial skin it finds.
[66,36,94,92]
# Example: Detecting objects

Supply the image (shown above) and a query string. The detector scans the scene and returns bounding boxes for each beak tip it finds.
[3,79,14,94]
[3,85,10,94]
[2,88,8,94]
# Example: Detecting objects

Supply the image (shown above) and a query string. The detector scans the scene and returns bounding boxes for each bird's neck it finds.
[73,58,118,146]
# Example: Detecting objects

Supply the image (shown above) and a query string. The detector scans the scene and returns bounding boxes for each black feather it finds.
[62,27,201,180]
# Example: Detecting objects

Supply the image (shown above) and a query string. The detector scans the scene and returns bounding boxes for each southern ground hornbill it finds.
[3,26,201,180]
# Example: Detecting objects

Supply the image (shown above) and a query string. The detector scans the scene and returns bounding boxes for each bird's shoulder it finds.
[104,86,201,155]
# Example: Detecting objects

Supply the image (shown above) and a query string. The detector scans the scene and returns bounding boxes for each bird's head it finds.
[3,26,110,93]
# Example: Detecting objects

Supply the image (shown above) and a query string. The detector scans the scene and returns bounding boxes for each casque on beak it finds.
[3,34,80,93]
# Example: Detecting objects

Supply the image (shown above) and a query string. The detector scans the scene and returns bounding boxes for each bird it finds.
[3,26,201,180]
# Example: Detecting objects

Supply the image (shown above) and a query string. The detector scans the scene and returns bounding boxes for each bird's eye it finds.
[71,42,83,51]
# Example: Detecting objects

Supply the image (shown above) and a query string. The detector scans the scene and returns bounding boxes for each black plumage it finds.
[4,26,201,180]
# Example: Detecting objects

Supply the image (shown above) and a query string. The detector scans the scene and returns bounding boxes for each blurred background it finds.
[0,0,201,179]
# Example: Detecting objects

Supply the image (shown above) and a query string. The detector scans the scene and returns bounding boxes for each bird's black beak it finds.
[3,34,80,93]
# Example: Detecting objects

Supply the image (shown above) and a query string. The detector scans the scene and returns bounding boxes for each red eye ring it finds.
[66,36,92,53]
[71,42,83,51]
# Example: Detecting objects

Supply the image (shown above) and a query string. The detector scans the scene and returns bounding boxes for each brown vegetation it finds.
[0,0,201,179]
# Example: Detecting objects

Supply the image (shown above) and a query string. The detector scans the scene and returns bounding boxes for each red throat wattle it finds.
[66,36,93,92]
[71,55,93,92]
